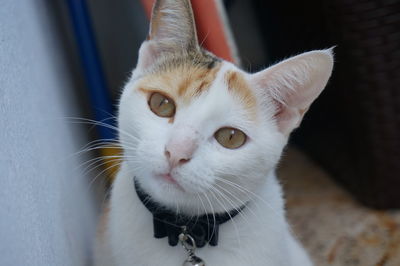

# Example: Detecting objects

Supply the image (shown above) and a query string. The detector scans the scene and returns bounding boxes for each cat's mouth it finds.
[155,173,185,191]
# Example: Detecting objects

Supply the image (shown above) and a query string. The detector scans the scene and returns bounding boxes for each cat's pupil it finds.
[159,98,168,107]
[229,130,234,140]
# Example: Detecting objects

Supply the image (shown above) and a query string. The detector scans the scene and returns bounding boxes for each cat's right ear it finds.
[136,0,199,70]
[250,49,334,136]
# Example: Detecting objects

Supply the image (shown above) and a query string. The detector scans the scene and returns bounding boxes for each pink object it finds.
[165,126,198,169]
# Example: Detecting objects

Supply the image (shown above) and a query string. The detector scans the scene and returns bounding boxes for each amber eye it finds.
[214,127,247,149]
[148,92,176,117]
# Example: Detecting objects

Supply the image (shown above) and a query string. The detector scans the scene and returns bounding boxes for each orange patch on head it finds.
[176,63,221,100]
[137,62,221,105]
[225,70,257,116]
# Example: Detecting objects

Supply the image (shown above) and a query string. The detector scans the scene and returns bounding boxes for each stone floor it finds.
[279,148,400,266]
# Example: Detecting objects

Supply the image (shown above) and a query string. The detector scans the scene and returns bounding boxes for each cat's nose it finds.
[164,141,197,169]
[165,128,198,169]
[164,149,191,169]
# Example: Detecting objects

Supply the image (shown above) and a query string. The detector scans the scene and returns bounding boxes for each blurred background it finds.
[0,0,399,265]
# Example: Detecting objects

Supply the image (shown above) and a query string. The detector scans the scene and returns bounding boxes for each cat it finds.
[94,0,333,265]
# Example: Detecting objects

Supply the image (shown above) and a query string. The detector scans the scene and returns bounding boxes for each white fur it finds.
[94,55,333,265]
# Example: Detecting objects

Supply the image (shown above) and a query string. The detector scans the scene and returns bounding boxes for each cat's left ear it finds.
[250,49,334,135]
[136,0,199,70]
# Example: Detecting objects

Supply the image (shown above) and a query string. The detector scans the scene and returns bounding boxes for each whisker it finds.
[81,157,123,177]
[66,117,139,142]
[87,161,123,191]
[215,177,279,214]
[197,193,210,235]
[203,192,217,243]
[214,177,299,238]
[212,183,253,224]
[210,186,256,265]
[207,188,242,249]
[211,182,284,240]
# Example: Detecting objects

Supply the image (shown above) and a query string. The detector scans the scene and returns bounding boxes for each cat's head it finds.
[118,0,333,214]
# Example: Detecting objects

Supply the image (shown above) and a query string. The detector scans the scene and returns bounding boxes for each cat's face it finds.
[119,59,284,213]
[117,0,333,214]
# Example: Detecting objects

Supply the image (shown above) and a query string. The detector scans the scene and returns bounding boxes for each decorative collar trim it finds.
[134,178,245,247]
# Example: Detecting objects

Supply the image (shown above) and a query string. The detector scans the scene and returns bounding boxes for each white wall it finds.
[0,1,97,265]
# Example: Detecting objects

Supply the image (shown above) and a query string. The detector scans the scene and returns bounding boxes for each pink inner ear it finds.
[271,96,302,135]
[136,41,159,71]
[273,100,284,118]
[271,83,311,135]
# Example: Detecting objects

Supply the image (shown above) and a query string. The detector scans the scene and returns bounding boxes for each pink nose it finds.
[165,127,198,169]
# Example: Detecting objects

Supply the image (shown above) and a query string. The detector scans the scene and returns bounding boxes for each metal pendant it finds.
[182,255,205,266]
[179,227,206,266]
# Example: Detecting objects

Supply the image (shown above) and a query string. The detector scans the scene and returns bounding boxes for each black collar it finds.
[134,178,245,247]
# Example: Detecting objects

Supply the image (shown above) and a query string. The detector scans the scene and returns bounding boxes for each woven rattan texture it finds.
[306,0,400,208]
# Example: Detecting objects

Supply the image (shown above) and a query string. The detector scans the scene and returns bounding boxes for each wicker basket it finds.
[249,0,400,208]
[298,0,400,209]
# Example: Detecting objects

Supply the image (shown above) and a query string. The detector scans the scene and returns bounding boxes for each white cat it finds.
[94,0,333,265]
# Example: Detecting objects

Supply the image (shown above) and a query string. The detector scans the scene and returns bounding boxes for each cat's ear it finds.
[136,0,199,70]
[251,49,334,135]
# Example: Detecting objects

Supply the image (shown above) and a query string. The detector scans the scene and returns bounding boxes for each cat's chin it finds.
[137,173,193,199]
[153,173,185,192]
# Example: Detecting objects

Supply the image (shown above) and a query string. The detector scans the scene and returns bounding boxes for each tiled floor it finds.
[279,148,400,266]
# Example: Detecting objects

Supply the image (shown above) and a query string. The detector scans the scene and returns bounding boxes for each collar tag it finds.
[179,226,206,266]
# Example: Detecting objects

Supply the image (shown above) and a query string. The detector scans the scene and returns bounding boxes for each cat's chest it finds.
[107,170,290,266]
[108,211,288,266]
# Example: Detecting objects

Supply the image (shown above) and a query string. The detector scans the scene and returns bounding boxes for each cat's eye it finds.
[214,127,247,149]
[149,92,176,118]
